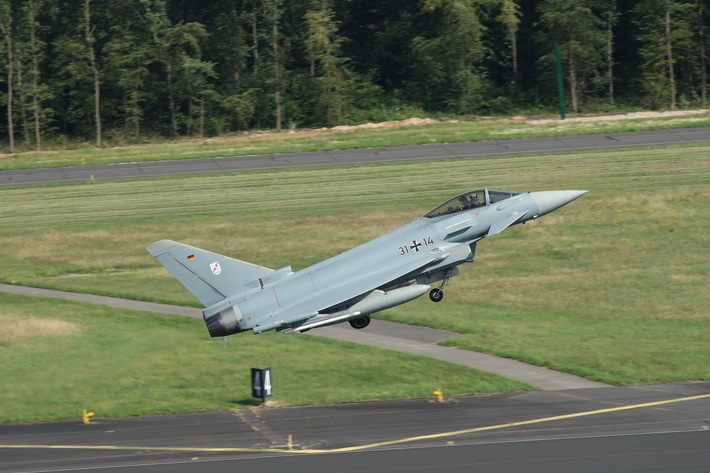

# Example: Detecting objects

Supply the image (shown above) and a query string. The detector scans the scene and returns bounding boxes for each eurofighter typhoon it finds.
[148,189,586,336]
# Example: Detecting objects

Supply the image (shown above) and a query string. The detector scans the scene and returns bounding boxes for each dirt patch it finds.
[200,109,709,144]
[327,117,446,132]
[527,109,709,124]
[0,314,81,340]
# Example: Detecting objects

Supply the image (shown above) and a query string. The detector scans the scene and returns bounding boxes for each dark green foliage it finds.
[0,0,708,148]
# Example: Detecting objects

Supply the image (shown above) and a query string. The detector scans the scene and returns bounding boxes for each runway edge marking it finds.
[1,393,709,455]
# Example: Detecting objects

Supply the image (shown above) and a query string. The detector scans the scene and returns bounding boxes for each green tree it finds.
[304,1,350,126]
[538,0,606,113]
[84,0,101,146]
[497,0,521,74]
[0,0,14,152]
[634,0,695,109]
[693,0,707,106]
[104,24,154,139]
[168,22,215,136]
[50,34,91,138]
[210,5,254,132]
[600,0,619,104]
[22,0,53,149]
[263,0,284,130]
[413,0,488,114]
[141,0,187,136]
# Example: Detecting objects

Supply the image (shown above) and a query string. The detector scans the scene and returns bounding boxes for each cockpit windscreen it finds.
[423,189,520,218]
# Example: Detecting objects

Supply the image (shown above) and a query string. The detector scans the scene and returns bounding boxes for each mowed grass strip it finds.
[1,144,709,388]
[0,293,528,422]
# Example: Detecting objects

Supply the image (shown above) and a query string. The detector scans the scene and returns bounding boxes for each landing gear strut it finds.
[429,272,452,303]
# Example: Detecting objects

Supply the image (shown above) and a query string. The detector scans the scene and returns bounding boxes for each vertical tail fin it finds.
[147,240,275,307]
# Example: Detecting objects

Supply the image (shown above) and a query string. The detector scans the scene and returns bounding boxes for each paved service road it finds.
[2,127,710,187]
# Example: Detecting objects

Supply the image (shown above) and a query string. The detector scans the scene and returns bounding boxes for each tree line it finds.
[0,0,708,152]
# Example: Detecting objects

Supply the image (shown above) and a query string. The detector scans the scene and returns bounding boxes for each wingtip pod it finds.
[529,190,588,217]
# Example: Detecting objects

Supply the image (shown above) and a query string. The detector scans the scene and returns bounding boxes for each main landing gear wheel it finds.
[349,315,371,329]
[429,271,453,303]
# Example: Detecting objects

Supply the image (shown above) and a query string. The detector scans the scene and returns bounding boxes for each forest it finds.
[0,0,708,151]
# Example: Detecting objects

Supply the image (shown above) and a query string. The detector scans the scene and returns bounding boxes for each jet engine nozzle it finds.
[204,305,245,337]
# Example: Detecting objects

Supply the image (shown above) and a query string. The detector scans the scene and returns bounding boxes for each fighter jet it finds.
[148,189,586,336]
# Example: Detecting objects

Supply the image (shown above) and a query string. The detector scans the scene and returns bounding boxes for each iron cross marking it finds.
[409,240,422,252]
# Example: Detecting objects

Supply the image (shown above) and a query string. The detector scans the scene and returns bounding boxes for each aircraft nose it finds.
[530,190,588,217]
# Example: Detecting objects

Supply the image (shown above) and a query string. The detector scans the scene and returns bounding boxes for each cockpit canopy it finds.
[423,189,521,218]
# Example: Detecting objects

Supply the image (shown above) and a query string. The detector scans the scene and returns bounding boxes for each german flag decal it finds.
[187,254,195,261]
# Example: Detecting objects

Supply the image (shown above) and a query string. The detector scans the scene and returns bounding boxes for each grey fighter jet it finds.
[148,189,586,336]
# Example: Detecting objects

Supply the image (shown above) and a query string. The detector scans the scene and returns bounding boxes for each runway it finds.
[1,383,709,472]
[2,127,710,187]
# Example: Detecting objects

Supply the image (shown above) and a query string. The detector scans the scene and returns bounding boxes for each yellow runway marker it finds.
[1,393,709,455]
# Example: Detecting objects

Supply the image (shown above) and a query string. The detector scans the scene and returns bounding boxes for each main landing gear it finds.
[429,272,452,303]
[429,288,444,302]
[349,315,371,329]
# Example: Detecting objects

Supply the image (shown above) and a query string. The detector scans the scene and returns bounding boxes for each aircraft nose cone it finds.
[530,190,588,217]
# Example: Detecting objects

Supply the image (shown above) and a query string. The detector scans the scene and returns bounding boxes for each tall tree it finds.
[634,0,695,109]
[24,0,51,149]
[263,0,284,130]
[141,0,178,135]
[601,0,619,104]
[695,0,706,106]
[538,0,606,113]
[0,0,14,152]
[104,22,154,138]
[414,0,487,114]
[210,5,253,132]
[168,22,215,136]
[84,0,101,146]
[304,1,350,126]
[497,0,521,74]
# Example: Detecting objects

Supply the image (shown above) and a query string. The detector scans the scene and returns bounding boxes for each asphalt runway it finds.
[1,383,709,472]
[2,127,710,187]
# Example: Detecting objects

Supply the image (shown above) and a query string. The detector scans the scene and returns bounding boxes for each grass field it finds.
[1,140,709,421]
[0,293,527,422]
